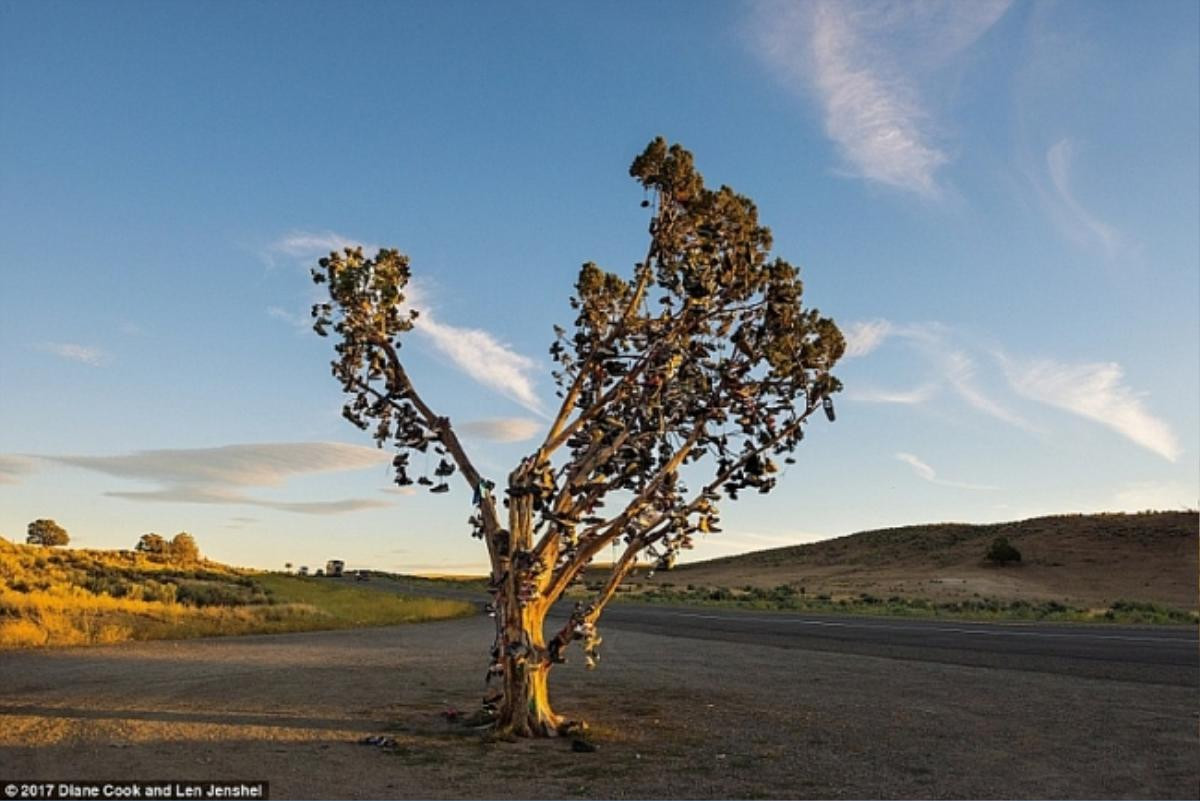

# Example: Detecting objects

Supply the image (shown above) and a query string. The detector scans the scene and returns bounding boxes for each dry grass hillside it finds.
[0,537,473,648]
[645,511,1198,610]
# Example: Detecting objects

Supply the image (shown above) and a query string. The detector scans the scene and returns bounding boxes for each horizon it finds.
[2,1,1197,574]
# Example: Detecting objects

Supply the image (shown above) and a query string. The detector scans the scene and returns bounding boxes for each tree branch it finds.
[540,423,706,602]
[535,205,668,462]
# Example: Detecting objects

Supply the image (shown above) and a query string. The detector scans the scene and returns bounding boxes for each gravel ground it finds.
[1,615,1195,799]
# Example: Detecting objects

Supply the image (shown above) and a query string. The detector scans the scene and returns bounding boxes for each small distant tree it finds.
[169,532,200,563]
[985,536,1022,565]
[311,137,845,737]
[135,533,168,556]
[27,519,69,547]
[284,562,294,573]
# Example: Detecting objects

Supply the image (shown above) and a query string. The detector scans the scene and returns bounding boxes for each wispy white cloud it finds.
[1044,138,1121,258]
[842,319,894,358]
[842,318,946,356]
[750,0,1010,196]
[840,318,1030,425]
[268,230,375,261]
[940,350,1032,430]
[895,452,995,490]
[104,485,391,515]
[807,3,948,195]
[837,316,1180,465]
[416,313,545,416]
[847,384,936,405]
[895,451,937,481]
[41,442,393,515]
[1003,357,1180,462]
[457,418,544,442]
[44,442,389,486]
[269,230,545,415]
[267,305,310,332]
[847,318,1029,426]
[38,342,110,367]
[0,455,36,485]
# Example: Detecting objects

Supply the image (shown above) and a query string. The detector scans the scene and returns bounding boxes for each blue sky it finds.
[1,0,1196,573]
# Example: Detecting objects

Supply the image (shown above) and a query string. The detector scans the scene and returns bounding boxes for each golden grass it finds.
[0,537,474,648]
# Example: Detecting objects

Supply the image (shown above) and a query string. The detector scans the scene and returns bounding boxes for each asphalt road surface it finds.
[572,603,1198,685]
[380,578,1199,687]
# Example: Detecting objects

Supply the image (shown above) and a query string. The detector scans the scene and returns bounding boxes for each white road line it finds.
[635,610,1197,644]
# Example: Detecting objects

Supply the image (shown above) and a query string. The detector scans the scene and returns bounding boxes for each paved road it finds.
[377,576,1199,686]
[577,603,1199,686]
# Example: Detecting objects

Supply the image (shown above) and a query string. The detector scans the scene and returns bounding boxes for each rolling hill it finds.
[649,511,1198,610]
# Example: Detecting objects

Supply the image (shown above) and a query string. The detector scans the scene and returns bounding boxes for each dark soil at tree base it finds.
[1,615,1194,799]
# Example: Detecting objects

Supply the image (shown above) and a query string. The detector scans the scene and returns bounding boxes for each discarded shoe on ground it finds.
[357,735,397,749]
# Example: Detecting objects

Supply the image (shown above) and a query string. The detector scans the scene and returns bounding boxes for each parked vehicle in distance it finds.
[298,566,309,576]
[315,568,324,577]
[326,559,345,578]
[355,570,370,582]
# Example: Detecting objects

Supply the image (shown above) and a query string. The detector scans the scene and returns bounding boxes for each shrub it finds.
[985,536,1022,565]
[175,582,248,607]
[84,573,131,599]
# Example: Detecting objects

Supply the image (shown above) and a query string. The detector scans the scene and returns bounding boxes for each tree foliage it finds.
[135,532,200,563]
[135,533,168,556]
[27,519,69,547]
[170,532,200,563]
[311,137,845,736]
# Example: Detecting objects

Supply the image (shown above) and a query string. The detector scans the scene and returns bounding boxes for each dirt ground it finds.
[1,615,1195,800]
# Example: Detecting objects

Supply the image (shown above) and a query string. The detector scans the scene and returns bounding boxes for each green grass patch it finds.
[377,573,490,593]
[256,574,476,628]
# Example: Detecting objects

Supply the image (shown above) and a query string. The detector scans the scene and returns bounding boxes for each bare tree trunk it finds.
[493,600,563,736]
[489,481,565,738]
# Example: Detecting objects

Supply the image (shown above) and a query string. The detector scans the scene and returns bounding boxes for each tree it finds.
[135,533,168,556]
[169,532,200,563]
[311,138,845,737]
[27,519,69,547]
[985,536,1022,565]
[285,562,294,573]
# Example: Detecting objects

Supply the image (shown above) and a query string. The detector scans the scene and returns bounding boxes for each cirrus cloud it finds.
[1002,357,1180,462]
[895,452,996,491]
[38,342,110,367]
[40,442,394,515]
[457,418,544,443]
[842,319,895,358]
[750,0,1011,196]
[268,231,545,415]
[0,455,37,485]
[1044,138,1122,259]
